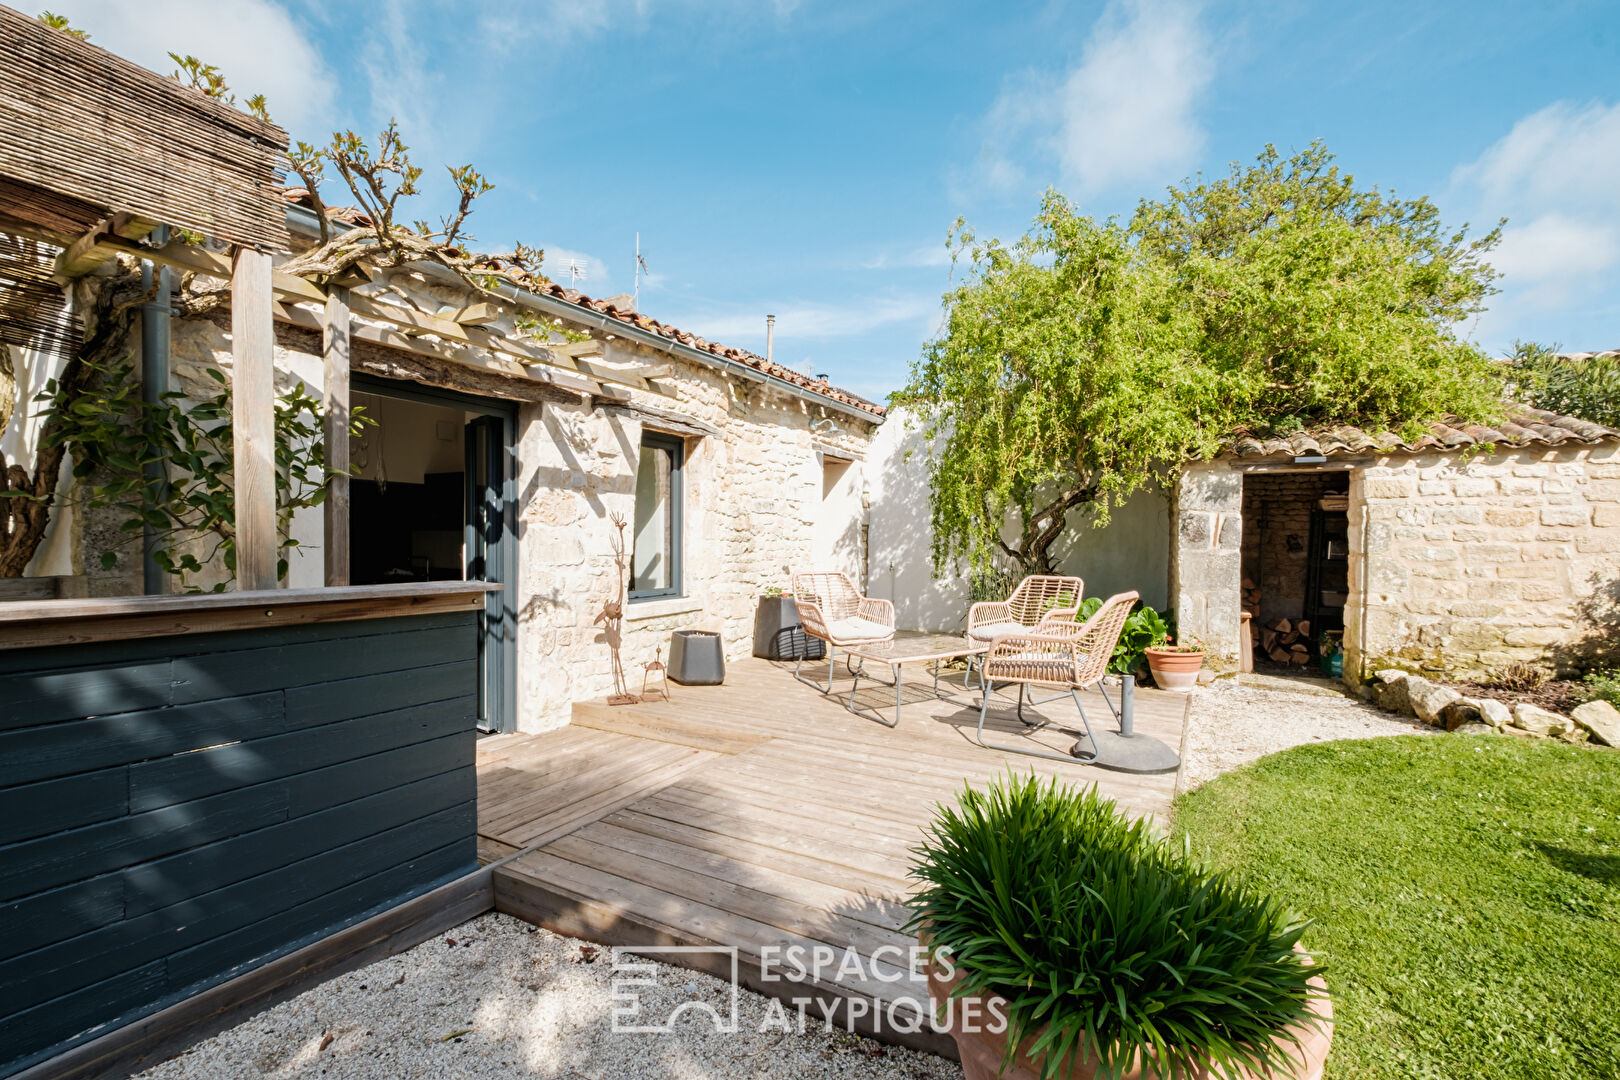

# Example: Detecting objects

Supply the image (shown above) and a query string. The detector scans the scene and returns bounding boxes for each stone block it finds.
[1571,700,1620,747]
[1483,508,1535,528]
[1365,477,1417,499]
[1519,583,1564,602]
[1503,627,1567,646]
[1576,534,1620,554]
[1440,698,1482,730]
[1589,479,1620,501]
[1178,510,1213,547]
[1404,546,1460,562]
[1179,465,1243,511]
[1375,677,1413,716]
[1498,477,1541,496]
[1477,699,1513,728]
[1218,513,1242,549]
[1594,506,1620,528]
[1431,506,1483,524]
[1467,580,1520,602]
[1407,677,1461,724]
[1451,479,1496,497]
[1540,507,1589,527]
[1511,703,1574,737]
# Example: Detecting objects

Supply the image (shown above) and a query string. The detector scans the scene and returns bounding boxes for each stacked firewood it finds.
[1254,622,1313,668]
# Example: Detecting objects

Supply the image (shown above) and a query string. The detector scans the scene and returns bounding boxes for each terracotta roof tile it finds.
[1224,405,1619,460]
[280,188,884,417]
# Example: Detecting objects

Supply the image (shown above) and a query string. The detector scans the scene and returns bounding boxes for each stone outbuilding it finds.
[1172,408,1620,684]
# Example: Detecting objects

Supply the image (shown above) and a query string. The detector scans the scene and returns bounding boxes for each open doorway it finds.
[1241,470,1349,675]
[349,376,517,732]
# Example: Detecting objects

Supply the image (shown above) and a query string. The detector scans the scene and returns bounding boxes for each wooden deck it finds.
[477,654,1188,1054]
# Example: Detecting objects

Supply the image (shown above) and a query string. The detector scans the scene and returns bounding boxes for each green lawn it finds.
[1172,735,1620,1080]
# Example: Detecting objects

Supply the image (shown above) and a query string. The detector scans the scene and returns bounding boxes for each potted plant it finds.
[751,585,824,661]
[1077,598,1170,683]
[1145,634,1205,692]
[1318,631,1344,678]
[909,775,1332,1080]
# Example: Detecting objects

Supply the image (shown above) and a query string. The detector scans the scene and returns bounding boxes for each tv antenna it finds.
[567,258,587,290]
[633,232,650,310]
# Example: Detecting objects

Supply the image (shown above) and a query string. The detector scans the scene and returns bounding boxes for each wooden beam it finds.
[52,213,153,278]
[451,301,500,325]
[323,287,351,588]
[231,248,278,591]
[555,338,606,357]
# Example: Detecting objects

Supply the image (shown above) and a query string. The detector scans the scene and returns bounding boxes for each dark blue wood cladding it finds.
[0,611,482,1077]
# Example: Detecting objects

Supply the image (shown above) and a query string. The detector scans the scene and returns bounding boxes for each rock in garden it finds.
[1440,698,1483,732]
[1477,699,1513,729]
[1571,700,1620,747]
[1374,670,1409,686]
[1451,721,1495,735]
[1511,702,1574,738]
[1375,678,1413,716]
[1406,677,1461,725]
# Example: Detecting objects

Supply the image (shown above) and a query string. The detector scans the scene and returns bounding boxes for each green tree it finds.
[1506,341,1620,428]
[898,142,1505,578]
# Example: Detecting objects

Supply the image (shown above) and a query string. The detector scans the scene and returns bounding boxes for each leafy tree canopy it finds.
[1507,341,1620,429]
[895,142,1506,577]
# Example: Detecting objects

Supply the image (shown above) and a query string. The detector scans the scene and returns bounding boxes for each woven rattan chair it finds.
[965,574,1083,688]
[975,590,1139,764]
[791,571,896,693]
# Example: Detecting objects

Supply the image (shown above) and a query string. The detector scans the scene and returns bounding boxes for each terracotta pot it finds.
[1145,647,1205,693]
[924,947,1332,1080]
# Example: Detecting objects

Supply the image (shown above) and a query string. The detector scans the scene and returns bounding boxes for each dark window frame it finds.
[629,431,685,602]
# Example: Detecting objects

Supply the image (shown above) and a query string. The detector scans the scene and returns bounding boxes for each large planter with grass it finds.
[909,776,1332,1080]
[923,942,1332,1080]
[1144,645,1204,692]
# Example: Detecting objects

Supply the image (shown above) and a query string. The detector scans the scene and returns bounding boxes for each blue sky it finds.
[54,0,1620,402]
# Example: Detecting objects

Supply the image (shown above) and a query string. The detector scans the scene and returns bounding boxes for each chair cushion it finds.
[968,620,1028,642]
[825,617,894,643]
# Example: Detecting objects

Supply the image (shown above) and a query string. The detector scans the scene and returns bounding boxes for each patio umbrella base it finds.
[1083,730,1181,773]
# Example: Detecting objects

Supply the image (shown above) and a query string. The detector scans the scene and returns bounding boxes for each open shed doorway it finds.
[1240,470,1349,676]
[349,375,517,733]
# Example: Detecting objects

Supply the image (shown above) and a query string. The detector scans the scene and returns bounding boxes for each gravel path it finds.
[1178,679,1434,791]
[136,914,959,1080]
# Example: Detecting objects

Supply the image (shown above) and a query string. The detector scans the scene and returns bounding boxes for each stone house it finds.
[1171,408,1620,683]
[11,201,884,732]
[868,403,1620,686]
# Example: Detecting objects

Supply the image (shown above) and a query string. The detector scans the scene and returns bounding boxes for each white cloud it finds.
[49,0,336,133]
[966,0,1211,199]
[1450,100,1620,347]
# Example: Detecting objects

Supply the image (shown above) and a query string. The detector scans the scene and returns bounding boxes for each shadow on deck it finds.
[476,655,1189,1055]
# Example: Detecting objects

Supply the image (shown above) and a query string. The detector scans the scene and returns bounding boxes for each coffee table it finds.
[837,633,988,727]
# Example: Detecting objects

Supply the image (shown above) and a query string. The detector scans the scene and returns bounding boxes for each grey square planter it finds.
[669,630,725,685]
[752,595,825,661]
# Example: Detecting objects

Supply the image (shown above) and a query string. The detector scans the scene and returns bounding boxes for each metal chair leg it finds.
[794,643,837,694]
[976,677,1100,765]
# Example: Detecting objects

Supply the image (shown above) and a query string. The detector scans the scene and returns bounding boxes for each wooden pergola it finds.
[1,7,682,591]
[0,5,290,589]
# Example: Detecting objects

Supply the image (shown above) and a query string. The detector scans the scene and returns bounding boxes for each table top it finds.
[839,633,987,665]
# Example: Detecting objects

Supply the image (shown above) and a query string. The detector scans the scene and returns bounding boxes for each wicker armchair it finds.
[791,571,896,692]
[975,590,1139,764]
[965,575,1083,687]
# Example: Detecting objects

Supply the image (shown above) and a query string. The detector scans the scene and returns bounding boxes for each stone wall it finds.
[515,341,875,728]
[1346,444,1620,680]
[1169,462,1244,667]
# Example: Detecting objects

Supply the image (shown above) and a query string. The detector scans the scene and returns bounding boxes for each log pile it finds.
[1254,616,1313,664]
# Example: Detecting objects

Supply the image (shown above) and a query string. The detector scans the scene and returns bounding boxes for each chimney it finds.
[765,314,775,363]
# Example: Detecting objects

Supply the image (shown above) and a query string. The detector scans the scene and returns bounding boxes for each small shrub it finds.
[760,585,785,599]
[1481,660,1548,693]
[908,774,1321,1080]
[1584,668,1620,709]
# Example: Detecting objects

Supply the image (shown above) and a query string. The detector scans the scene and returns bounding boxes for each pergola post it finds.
[322,286,351,586]
[231,246,278,591]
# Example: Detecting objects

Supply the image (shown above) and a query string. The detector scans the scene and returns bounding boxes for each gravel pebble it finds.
[134,914,961,1080]
[1179,679,1434,791]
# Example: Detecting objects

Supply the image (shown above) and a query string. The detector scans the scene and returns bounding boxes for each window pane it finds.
[632,444,673,593]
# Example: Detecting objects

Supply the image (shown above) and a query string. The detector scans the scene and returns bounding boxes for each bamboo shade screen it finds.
[0,233,77,356]
[0,6,290,251]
